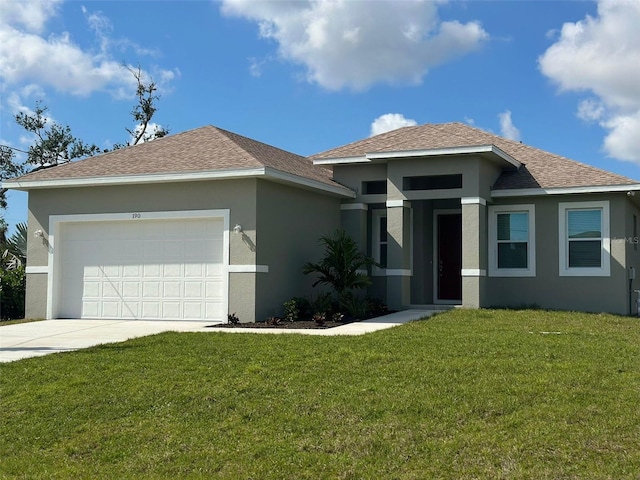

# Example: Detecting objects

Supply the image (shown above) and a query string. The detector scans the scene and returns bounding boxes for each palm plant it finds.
[302,229,377,303]
[5,222,27,262]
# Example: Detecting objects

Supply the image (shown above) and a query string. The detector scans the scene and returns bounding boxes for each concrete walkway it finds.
[0,310,441,363]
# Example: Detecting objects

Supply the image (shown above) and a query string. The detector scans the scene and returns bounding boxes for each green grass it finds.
[0,318,43,327]
[1,309,639,479]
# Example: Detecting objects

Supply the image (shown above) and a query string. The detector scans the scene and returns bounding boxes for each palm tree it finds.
[303,229,377,302]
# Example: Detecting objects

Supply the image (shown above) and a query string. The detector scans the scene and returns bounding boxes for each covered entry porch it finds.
[342,196,487,310]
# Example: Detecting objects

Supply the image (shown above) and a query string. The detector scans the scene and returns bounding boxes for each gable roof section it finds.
[5,126,353,197]
[311,122,637,190]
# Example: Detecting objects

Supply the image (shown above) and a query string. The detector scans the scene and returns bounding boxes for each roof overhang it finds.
[1,167,355,198]
[313,144,521,169]
[491,183,640,198]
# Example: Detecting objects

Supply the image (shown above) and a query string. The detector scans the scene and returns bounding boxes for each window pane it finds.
[497,212,528,241]
[380,216,387,243]
[497,242,528,268]
[568,240,601,267]
[379,244,387,268]
[568,210,601,239]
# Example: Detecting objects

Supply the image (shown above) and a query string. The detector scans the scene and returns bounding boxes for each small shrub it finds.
[283,300,299,322]
[331,312,344,323]
[310,292,332,316]
[312,312,326,326]
[227,312,240,325]
[292,297,312,318]
[367,296,389,317]
[340,292,370,319]
[266,316,282,326]
[0,266,25,320]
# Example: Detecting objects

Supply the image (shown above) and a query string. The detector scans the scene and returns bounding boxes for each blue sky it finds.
[1,0,640,234]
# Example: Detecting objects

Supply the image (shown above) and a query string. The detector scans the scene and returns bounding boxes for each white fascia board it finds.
[4,166,355,198]
[263,167,355,198]
[491,183,640,198]
[365,144,521,168]
[312,156,370,165]
[3,168,266,190]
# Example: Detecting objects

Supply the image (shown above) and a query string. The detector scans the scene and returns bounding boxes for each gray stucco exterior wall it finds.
[485,193,629,314]
[255,180,341,321]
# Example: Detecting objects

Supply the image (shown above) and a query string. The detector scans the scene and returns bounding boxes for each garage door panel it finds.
[184,264,203,277]
[122,282,140,298]
[164,264,182,277]
[83,301,99,317]
[58,217,225,321]
[163,281,181,297]
[123,265,140,277]
[84,281,100,297]
[162,302,181,319]
[184,282,203,298]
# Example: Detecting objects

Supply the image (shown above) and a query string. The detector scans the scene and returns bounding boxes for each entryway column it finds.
[386,200,412,310]
[461,197,487,308]
[340,203,368,253]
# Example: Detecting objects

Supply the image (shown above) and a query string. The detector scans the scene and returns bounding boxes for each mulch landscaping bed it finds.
[208,318,359,330]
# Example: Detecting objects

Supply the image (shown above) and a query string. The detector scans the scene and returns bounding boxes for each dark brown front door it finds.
[437,213,462,301]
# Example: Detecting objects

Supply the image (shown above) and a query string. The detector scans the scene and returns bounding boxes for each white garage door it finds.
[57,218,225,321]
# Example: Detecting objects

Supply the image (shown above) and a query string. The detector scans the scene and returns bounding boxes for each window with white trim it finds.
[559,201,610,276]
[488,204,535,277]
[372,209,387,271]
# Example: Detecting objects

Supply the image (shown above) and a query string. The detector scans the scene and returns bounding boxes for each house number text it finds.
[132,213,142,219]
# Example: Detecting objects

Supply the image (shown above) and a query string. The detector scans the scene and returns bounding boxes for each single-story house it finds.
[4,122,640,321]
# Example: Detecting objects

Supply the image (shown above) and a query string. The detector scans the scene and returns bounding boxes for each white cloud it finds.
[0,1,175,99]
[577,98,605,123]
[498,110,520,141]
[602,111,640,164]
[370,113,418,137]
[221,0,488,91]
[539,0,640,164]
[0,0,62,33]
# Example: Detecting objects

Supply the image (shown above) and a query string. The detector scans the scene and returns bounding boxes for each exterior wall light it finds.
[34,229,44,238]
[233,224,243,234]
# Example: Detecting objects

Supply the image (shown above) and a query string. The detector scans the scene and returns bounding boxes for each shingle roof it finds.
[311,122,637,190]
[13,125,338,188]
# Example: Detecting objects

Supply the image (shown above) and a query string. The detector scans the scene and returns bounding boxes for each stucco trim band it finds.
[228,265,269,273]
[461,197,487,206]
[386,200,410,208]
[461,269,487,277]
[25,266,48,274]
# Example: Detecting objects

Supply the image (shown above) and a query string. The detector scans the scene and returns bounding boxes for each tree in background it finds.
[0,146,25,210]
[1,64,168,181]
[113,65,169,149]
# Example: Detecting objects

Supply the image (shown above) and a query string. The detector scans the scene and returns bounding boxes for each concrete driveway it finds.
[0,319,209,363]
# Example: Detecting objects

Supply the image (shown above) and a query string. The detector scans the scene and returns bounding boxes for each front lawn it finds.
[1,309,639,478]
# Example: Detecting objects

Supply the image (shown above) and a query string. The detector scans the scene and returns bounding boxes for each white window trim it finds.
[488,204,536,277]
[558,201,610,277]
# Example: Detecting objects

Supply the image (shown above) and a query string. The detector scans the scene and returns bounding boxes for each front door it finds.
[437,213,462,302]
